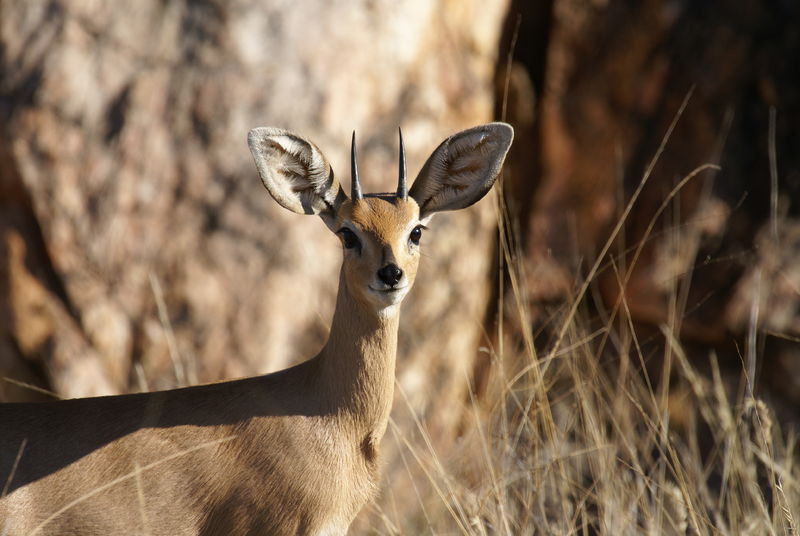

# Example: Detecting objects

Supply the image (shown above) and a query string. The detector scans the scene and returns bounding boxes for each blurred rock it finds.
[726,223,800,337]
[0,0,509,440]
[484,0,800,404]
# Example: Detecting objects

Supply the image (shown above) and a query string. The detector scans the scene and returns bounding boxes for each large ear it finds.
[409,122,513,219]
[248,127,348,229]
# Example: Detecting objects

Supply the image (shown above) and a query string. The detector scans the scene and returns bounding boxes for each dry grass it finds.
[367,217,800,534]
[371,278,800,534]
[366,97,799,534]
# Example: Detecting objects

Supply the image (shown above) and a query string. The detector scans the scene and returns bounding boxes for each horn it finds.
[397,127,407,200]
[350,131,363,201]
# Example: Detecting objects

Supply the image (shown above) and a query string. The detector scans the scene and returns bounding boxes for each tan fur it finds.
[0,124,512,535]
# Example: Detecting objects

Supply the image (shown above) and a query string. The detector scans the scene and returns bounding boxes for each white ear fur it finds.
[409,123,513,219]
[248,127,347,228]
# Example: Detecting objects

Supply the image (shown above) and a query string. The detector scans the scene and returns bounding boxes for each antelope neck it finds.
[315,269,399,429]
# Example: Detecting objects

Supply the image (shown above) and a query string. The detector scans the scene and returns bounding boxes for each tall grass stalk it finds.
[371,132,799,536]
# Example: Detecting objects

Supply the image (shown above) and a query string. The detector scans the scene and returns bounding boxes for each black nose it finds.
[377,263,403,286]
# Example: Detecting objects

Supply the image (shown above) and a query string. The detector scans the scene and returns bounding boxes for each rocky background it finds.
[485,0,800,416]
[0,1,507,440]
[2,0,799,529]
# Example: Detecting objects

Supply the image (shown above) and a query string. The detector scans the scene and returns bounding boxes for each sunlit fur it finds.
[0,197,422,534]
[335,195,422,312]
[0,123,512,535]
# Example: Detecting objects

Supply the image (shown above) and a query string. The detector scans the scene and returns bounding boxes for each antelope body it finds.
[0,123,513,535]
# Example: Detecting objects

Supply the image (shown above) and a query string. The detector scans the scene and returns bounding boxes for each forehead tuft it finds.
[344,197,420,239]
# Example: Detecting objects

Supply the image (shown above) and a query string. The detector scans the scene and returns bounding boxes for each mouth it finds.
[369,285,408,294]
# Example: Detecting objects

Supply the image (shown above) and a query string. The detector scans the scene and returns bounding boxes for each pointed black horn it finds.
[397,127,408,200]
[351,131,363,201]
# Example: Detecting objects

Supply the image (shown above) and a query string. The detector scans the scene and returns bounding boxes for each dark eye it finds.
[409,225,425,246]
[338,228,361,250]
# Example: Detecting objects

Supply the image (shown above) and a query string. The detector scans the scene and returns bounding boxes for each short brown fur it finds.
[0,123,512,535]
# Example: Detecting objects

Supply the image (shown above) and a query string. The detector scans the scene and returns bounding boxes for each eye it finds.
[409,225,425,246]
[338,228,361,251]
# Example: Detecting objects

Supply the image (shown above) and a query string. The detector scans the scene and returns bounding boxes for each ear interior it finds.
[409,122,513,218]
[248,127,347,225]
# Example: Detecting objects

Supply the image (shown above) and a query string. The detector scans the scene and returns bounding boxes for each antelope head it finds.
[247,123,514,314]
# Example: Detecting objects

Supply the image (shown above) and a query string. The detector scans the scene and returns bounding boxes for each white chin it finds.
[370,288,407,307]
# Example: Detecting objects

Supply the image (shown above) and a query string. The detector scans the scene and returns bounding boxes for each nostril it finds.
[377,263,403,286]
